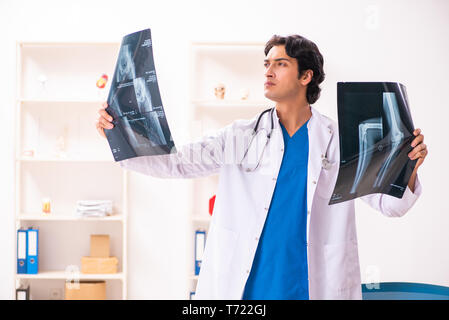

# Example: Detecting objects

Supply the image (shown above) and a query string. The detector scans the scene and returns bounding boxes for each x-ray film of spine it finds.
[329,82,417,205]
[105,28,176,161]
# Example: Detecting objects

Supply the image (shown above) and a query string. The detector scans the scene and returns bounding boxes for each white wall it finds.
[1,0,448,299]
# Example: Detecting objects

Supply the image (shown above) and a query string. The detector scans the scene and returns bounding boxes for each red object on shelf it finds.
[209,195,216,216]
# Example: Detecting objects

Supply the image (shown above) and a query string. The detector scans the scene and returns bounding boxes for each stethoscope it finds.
[253,107,275,137]
[238,107,274,172]
[238,107,332,172]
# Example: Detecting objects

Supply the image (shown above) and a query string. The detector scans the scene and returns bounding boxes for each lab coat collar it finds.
[271,104,330,131]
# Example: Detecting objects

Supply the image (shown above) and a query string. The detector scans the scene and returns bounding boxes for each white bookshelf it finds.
[17,214,125,222]
[14,41,128,300]
[16,271,125,280]
[187,41,272,298]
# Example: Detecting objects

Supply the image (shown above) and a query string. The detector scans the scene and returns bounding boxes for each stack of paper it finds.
[76,200,113,217]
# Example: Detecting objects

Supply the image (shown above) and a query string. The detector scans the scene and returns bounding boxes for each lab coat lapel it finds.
[306,107,333,214]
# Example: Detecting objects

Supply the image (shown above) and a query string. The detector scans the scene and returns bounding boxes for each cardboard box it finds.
[90,235,110,257]
[65,281,106,300]
[81,256,118,274]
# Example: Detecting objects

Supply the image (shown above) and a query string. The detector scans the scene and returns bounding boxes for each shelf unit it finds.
[17,214,125,222]
[187,41,272,298]
[14,41,128,300]
[16,271,125,280]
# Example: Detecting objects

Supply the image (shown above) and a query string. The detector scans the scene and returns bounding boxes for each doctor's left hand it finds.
[408,128,427,171]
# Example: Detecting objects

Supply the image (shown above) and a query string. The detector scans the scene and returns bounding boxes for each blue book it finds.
[17,229,27,274]
[26,228,39,274]
[194,230,206,276]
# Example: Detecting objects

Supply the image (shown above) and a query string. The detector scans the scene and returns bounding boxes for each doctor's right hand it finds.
[96,102,114,138]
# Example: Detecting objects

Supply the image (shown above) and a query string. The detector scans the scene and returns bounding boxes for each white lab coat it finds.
[119,106,422,300]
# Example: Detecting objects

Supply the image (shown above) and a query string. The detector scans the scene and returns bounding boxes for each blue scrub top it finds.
[243,120,309,300]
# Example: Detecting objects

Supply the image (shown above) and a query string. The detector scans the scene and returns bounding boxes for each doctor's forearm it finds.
[407,169,418,193]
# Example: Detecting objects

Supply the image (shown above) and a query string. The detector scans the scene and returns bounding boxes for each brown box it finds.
[65,281,106,300]
[90,235,110,257]
[81,256,118,274]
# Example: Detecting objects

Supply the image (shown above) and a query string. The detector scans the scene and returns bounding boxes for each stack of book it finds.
[76,200,113,217]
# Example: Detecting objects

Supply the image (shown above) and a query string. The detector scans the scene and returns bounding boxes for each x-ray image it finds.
[329,82,417,205]
[133,76,168,146]
[350,117,383,194]
[105,28,176,161]
[134,77,153,113]
[116,44,136,83]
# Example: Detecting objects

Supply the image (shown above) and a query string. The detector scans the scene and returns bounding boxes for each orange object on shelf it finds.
[96,74,108,89]
[42,198,51,214]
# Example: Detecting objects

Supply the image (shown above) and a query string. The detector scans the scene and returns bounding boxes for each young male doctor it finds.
[96,34,427,300]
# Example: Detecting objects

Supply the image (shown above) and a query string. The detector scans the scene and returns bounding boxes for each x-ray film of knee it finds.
[329,82,417,205]
[105,28,176,161]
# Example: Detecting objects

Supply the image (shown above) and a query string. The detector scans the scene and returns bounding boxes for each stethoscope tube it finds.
[250,106,331,171]
[253,107,275,138]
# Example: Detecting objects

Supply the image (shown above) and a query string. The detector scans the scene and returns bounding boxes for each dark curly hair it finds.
[265,34,325,104]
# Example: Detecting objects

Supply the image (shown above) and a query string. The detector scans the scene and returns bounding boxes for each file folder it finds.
[194,229,206,276]
[26,228,39,274]
[17,229,27,274]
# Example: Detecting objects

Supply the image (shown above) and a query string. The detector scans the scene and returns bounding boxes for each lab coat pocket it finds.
[207,222,239,276]
[324,240,360,293]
